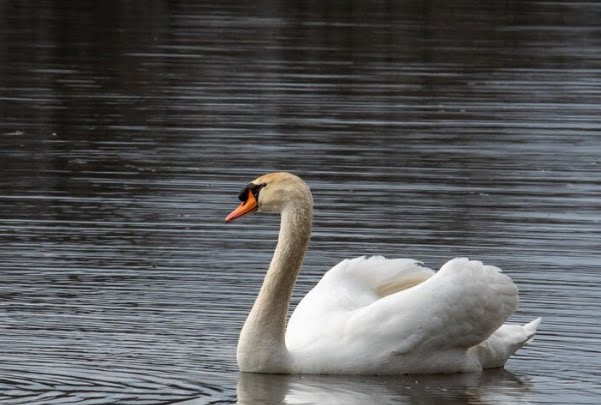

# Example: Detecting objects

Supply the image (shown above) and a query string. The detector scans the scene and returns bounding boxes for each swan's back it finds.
[309,256,432,305]
[286,257,525,374]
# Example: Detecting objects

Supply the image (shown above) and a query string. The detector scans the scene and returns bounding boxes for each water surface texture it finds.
[1,1,600,404]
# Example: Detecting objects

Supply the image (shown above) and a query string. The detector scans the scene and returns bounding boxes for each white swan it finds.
[225,172,541,374]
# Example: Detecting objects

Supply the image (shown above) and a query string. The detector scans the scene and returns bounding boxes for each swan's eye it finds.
[238,182,266,202]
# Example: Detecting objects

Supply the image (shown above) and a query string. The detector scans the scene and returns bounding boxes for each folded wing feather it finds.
[287,256,518,362]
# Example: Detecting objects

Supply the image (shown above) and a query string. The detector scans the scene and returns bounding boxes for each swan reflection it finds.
[237,369,532,405]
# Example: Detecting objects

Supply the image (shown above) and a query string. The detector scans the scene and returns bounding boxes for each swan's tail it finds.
[476,317,542,369]
[523,317,542,345]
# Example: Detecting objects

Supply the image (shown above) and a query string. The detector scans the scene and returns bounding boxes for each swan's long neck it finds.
[237,202,312,373]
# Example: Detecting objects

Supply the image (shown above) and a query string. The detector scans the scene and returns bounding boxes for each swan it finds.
[225,172,541,374]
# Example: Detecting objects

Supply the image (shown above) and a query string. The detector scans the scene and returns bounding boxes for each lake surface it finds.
[1,1,600,404]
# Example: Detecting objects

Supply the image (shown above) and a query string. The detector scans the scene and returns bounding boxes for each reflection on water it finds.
[1,0,601,404]
[236,370,532,405]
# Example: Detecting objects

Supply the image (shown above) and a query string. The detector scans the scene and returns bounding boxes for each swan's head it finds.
[225,172,312,222]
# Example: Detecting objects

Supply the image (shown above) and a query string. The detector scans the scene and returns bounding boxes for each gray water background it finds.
[0,1,600,404]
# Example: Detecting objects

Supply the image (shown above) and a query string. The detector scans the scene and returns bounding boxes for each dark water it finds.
[1,1,600,404]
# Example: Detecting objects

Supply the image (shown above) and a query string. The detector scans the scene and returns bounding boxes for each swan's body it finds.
[226,172,541,374]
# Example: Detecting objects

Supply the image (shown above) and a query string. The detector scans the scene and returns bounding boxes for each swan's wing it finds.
[286,256,434,348]
[350,257,518,353]
[287,257,518,362]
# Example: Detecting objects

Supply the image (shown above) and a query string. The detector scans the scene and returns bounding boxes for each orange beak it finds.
[225,191,258,222]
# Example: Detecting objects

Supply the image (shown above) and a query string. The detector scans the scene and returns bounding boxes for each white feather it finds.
[286,256,539,374]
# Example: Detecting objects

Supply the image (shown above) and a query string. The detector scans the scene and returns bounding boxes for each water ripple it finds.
[1,0,600,403]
